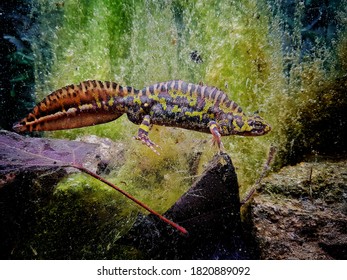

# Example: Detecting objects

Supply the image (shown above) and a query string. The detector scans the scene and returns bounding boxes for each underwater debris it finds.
[190,50,203,63]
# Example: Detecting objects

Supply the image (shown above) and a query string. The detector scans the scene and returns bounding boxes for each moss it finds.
[115,127,195,213]
[258,160,347,203]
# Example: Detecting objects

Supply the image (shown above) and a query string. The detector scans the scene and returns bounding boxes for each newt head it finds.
[230,114,271,136]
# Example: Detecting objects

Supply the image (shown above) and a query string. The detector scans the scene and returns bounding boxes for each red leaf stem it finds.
[72,164,188,235]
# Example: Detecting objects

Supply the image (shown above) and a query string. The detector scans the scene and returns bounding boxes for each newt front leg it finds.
[208,121,224,152]
[133,115,161,155]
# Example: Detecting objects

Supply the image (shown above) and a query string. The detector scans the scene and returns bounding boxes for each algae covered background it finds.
[0,0,346,259]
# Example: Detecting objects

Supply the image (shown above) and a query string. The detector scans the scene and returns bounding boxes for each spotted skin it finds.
[13,80,271,154]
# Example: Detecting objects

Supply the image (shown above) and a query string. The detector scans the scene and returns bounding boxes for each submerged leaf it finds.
[0,130,187,234]
[0,130,97,174]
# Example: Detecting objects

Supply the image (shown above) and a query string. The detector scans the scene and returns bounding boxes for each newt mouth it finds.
[242,123,271,136]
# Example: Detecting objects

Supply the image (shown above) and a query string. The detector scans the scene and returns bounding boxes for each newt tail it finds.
[13,80,132,132]
[13,80,271,154]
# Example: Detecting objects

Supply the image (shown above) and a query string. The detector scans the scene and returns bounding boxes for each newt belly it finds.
[13,80,271,154]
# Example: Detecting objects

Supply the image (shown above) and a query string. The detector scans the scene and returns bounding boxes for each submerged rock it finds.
[250,159,347,259]
[120,153,253,259]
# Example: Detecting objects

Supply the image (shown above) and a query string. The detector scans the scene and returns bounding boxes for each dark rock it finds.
[120,153,253,259]
[250,159,347,259]
[0,168,67,259]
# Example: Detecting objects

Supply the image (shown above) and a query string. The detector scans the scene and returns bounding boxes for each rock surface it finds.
[250,159,347,259]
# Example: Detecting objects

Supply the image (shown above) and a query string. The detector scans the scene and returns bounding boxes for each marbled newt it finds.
[13,80,271,154]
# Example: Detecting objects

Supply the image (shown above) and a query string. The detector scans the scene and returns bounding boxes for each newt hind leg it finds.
[133,115,161,155]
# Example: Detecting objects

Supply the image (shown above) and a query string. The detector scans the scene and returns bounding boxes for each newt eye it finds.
[253,121,264,130]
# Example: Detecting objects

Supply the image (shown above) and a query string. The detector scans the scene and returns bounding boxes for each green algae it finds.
[21,0,347,258]
[31,0,347,193]
[32,0,277,196]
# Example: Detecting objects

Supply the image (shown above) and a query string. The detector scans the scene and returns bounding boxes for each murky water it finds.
[1,0,346,259]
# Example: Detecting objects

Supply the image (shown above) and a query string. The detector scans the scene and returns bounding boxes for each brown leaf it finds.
[0,130,188,235]
[0,130,97,175]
